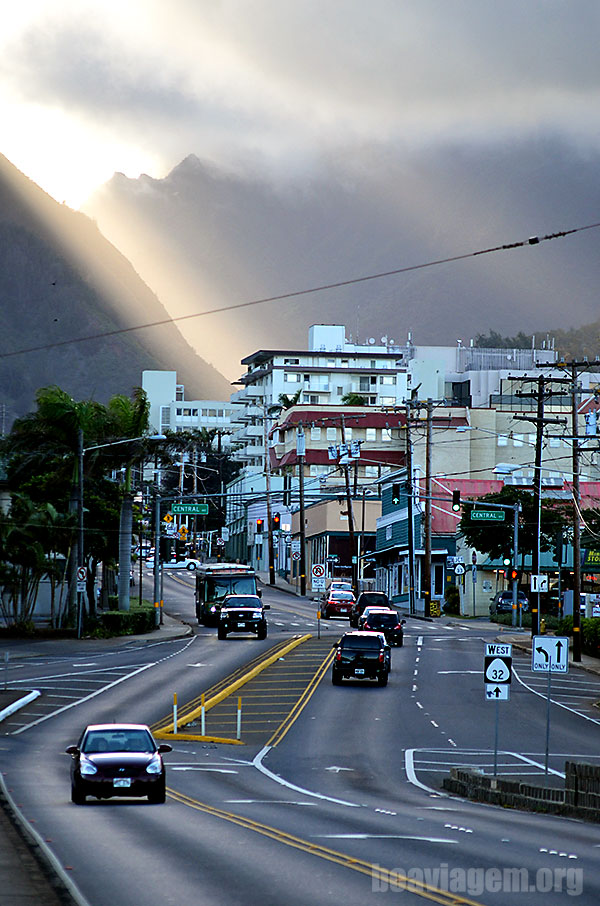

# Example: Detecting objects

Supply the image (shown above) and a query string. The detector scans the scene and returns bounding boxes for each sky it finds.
[3,1,600,209]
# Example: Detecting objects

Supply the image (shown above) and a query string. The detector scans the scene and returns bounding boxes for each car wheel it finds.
[377,672,388,687]
[331,669,342,685]
[71,782,86,805]
[187,563,196,570]
[217,627,227,640]
[148,781,166,804]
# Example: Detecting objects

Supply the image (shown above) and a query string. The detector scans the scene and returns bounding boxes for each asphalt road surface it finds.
[1,579,600,905]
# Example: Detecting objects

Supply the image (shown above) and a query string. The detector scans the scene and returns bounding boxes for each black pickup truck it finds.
[331,631,390,686]
[217,595,269,640]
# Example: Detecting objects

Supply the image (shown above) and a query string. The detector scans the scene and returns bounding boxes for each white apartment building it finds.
[142,370,242,448]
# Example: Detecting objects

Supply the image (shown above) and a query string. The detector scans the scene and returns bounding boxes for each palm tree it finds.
[341,392,367,406]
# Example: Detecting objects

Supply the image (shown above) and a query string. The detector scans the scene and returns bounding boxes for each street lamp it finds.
[77,432,165,635]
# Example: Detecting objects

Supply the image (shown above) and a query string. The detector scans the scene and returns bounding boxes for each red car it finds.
[322,590,356,619]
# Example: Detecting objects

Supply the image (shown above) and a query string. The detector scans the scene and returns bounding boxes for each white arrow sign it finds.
[531,636,569,673]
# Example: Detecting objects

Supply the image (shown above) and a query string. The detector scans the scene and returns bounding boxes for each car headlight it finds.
[252,611,262,619]
[210,605,217,612]
[146,755,162,775]
[80,758,97,776]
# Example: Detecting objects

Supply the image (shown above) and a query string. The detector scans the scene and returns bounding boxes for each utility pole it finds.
[262,403,276,585]
[340,414,357,593]
[297,426,306,596]
[513,376,567,637]
[422,398,433,618]
[405,401,415,614]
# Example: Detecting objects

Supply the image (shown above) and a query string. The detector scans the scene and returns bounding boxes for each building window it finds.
[192,409,198,416]
[284,358,300,365]
[549,436,561,448]
[366,427,376,442]
[381,397,395,406]
[380,375,396,385]
[337,386,343,395]
[183,408,191,416]
[382,428,392,442]
[345,427,353,440]
[513,434,524,447]
[285,372,301,383]
[498,434,508,446]
[311,426,322,440]
[176,408,182,416]
[176,385,184,401]
[364,465,378,477]
[327,427,337,441]
[209,409,217,417]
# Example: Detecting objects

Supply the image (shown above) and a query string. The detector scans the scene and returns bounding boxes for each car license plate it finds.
[236,622,246,629]
[354,668,365,675]
[113,778,131,788]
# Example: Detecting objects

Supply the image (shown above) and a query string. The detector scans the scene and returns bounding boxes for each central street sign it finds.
[470,510,505,522]
[531,636,569,673]
[172,503,209,515]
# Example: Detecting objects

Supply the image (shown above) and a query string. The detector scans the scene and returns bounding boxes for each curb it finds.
[0,690,40,723]
[0,772,92,906]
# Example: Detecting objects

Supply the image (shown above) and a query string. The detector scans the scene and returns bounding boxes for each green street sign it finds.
[171,503,209,515]
[470,510,505,522]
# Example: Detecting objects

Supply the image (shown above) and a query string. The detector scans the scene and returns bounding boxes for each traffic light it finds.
[391,483,401,505]
[256,518,264,534]
[452,490,461,512]
[272,512,281,531]
[510,567,519,582]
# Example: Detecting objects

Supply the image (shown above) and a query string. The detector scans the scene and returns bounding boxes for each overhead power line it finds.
[1,220,599,361]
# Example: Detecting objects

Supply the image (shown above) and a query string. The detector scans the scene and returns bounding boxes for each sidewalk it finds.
[496,629,600,677]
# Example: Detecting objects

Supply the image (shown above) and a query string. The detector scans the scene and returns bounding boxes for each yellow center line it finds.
[166,789,486,906]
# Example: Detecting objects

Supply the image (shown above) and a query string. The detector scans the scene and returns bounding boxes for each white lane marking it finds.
[253,746,360,808]
[417,636,423,647]
[405,749,448,796]
[325,766,353,773]
[171,767,238,773]
[430,720,439,728]
[512,666,600,726]
[315,834,457,843]
[437,670,481,675]
[13,660,158,733]
[226,800,316,806]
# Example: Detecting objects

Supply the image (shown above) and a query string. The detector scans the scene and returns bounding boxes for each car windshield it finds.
[342,636,381,649]
[359,594,388,606]
[225,597,260,608]
[82,729,154,754]
[365,613,398,626]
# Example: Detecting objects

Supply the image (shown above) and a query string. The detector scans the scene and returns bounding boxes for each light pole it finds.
[77,433,165,631]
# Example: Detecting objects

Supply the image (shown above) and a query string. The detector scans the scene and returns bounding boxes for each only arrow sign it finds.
[535,646,549,662]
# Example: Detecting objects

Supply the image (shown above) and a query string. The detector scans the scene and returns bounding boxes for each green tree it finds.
[341,392,367,406]
[458,486,571,568]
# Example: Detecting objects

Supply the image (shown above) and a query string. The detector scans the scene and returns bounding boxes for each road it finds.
[1,574,600,905]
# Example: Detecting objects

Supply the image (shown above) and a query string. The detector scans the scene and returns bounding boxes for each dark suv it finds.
[349,591,390,627]
[490,591,529,616]
[331,631,390,686]
[217,595,269,640]
[359,608,405,646]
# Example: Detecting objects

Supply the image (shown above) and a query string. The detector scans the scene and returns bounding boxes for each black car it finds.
[490,591,529,615]
[359,608,405,646]
[331,631,390,686]
[349,591,390,627]
[66,723,172,804]
[218,594,269,639]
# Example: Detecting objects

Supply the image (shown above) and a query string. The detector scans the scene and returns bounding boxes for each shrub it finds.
[443,584,460,615]
[89,603,156,637]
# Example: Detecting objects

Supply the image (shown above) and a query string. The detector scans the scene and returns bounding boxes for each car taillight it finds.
[364,622,370,629]
[379,651,384,663]
[395,623,402,629]
[335,650,341,661]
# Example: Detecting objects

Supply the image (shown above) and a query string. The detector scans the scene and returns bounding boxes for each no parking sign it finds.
[311,563,326,590]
